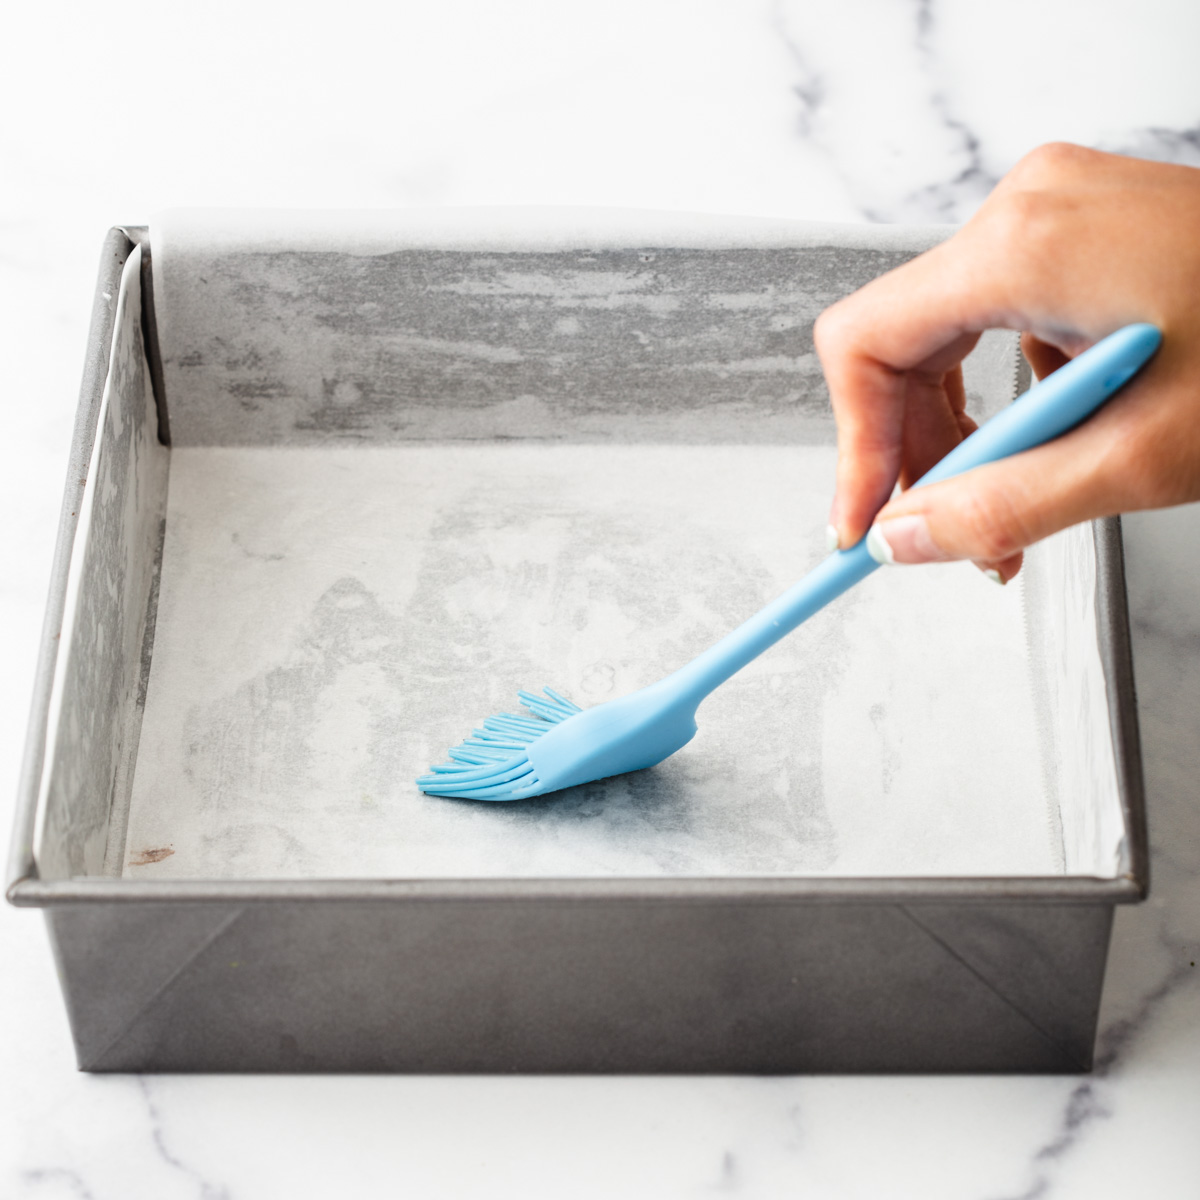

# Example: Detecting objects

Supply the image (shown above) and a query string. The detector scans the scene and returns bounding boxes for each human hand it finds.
[814,144,1200,582]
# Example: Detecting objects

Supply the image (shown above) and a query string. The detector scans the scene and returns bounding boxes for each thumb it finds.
[863,426,1113,582]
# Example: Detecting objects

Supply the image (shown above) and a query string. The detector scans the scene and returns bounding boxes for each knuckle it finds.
[972,188,1069,292]
[952,483,1031,561]
[980,146,1098,259]
[812,305,848,361]
[1011,141,1092,181]
[990,188,1058,247]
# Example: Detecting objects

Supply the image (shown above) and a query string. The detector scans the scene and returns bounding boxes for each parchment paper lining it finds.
[34,247,169,879]
[121,442,1114,880]
[34,209,1122,882]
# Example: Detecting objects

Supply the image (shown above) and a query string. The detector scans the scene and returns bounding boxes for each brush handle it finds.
[667,323,1161,704]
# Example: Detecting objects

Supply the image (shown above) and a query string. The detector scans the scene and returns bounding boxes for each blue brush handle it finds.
[668,323,1161,703]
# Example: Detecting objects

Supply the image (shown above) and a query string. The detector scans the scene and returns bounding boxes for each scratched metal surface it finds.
[35,248,169,879]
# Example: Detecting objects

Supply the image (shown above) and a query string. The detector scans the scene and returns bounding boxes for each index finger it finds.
[814,238,998,547]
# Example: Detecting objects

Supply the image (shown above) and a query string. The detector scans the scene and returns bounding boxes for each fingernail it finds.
[865,524,895,565]
[825,524,841,553]
[866,515,952,566]
[983,568,1005,586]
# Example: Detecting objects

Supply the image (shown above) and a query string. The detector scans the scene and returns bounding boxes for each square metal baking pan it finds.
[6,218,1148,1073]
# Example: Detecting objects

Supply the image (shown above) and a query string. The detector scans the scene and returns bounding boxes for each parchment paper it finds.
[124,442,1072,879]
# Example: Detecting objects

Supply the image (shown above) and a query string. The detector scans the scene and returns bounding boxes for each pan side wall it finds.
[34,248,170,881]
[46,897,1111,1074]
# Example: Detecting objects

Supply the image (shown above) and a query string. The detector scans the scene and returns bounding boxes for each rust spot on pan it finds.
[130,846,175,866]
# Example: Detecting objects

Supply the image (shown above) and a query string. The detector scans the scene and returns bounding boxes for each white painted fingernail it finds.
[866,524,895,565]
[825,524,840,553]
[865,515,951,565]
[984,568,1005,586]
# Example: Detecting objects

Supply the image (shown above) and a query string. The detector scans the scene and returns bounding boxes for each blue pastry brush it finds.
[417,324,1160,801]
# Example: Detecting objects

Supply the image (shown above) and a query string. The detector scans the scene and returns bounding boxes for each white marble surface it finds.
[2,1,1199,1196]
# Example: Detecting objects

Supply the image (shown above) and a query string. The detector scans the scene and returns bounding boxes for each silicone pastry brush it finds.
[417,324,1161,801]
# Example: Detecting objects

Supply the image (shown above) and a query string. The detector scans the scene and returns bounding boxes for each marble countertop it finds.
[2,1,1198,1196]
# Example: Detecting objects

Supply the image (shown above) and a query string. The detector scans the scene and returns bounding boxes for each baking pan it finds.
[6,215,1147,1072]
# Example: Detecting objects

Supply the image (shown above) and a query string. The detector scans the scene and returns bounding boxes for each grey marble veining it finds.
[979,503,1200,1199]
[774,1,1200,225]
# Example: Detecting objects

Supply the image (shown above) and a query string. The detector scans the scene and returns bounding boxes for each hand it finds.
[814,143,1200,582]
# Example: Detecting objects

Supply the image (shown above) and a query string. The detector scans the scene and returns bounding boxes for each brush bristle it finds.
[416,687,582,799]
